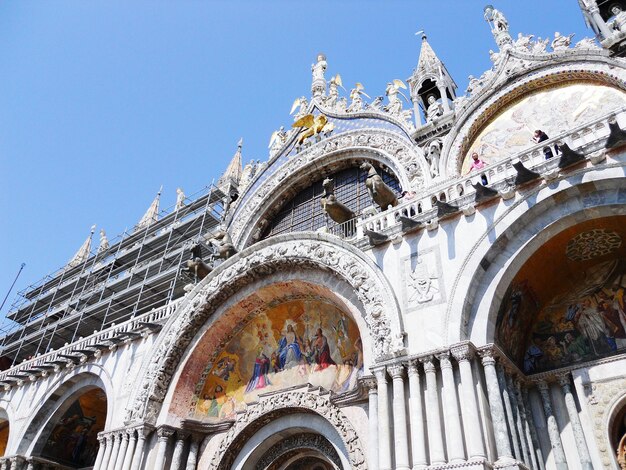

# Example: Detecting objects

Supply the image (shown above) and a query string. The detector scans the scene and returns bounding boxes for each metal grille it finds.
[263,166,402,238]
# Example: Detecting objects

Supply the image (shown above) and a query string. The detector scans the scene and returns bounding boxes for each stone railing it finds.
[0,455,75,470]
[355,107,626,242]
[0,299,182,390]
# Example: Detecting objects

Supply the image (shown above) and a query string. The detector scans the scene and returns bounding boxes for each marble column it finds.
[100,434,115,470]
[25,461,35,470]
[589,5,614,38]
[108,432,122,470]
[497,364,521,461]
[389,364,410,470]
[558,374,592,470]
[506,374,530,466]
[437,351,465,462]
[171,431,189,470]
[130,427,152,470]
[154,427,175,470]
[479,349,513,462]
[122,429,137,470]
[438,85,451,112]
[420,356,446,465]
[8,457,24,470]
[115,431,130,470]
[521,386,545,470]
[537,380,567,470]
[185,434,203,470]
[451,344,485,460]
[93,434,107,470]
[407,360,427,469]
[363,376,380,470]
[374,368,392,470]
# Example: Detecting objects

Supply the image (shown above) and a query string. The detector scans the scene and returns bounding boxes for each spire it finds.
[407,33,457,127]
[67,225,96,268]
[135,187,162,231]
[218,138,243,189]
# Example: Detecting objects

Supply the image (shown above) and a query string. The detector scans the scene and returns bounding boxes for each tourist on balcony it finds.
[533,129,560,159]
[467,151,488,185]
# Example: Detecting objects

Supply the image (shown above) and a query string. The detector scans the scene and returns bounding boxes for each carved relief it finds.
[125,235,402,425]
[229,129,427,247]
[403,247,445,310]
[210,390,366,470]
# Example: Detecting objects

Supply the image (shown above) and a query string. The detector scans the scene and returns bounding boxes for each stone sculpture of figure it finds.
[491,8,509,33]
[175,188,185,211]
[384,79,408,115]
[98,229,109,254]
[206,229,237,260]
[612,4,626,33]
[325,74,343,109]
[514,32,534,51]
[367,96,384,111]
[360,162,398,210]
[290,96,309,121]
[183,242,212,280]
[426,95,443,122]
[268,126,287,155]
[427,140,441,178]
[531,37,550,54]
[321,177,355,224]
[551,32,574,50]
[348,83,368,112]
[575,37,598,49]
[311,53,327,98]
[466,75,481,95]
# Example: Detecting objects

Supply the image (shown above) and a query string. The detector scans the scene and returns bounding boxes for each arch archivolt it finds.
[441,53,626,176]
[16,368,111,455]
[210,390,365,470]
[229,128,428,248]
[126,233,403,425]
[445,170,626,346]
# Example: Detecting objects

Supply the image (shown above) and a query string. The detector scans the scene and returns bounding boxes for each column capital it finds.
[419,355,436,372]
[176,430,190,441]
[120,431,130,442]
[436,350,452,369]
[478,347,496,366]
[407,359,421,376]
[134,424,155,439]
[190,433,205,444]
[536,379,550,392]
[388,363,405,379]
[556,372,572,388]
[373,367,388,383]
[450,343,474,362]
[157,426,176,440]
[361,375,378,392]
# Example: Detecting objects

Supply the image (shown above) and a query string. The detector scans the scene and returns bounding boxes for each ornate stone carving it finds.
[229,128,426,247]
[209,391,366,470]
[256,433,342,469]
[125,235,402,425]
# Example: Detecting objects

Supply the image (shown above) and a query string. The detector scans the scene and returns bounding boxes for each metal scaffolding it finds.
[0,184,225,367]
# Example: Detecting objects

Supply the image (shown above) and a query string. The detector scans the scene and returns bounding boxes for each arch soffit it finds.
[441,52,626,176]
[16,369,112,454]
[126,233,404,425]
[444,173,626,346]
[229,128,429,249]
[211,391,365,470]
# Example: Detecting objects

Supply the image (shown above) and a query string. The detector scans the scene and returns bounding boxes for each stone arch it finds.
[17,370,111,456]
[605,388,626,469]
[0,407,8,457]
[445,174,626,347]
[125,233,403,425]
[229,128,428,248]
[441,54,626,176]
[209,390,365,470]
[163,272,372,421]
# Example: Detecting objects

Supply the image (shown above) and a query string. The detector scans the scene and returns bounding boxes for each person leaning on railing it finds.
[533,129,560,160]
[466,151,489,185]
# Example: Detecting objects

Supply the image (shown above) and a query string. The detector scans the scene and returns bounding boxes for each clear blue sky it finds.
[0,1,590,319]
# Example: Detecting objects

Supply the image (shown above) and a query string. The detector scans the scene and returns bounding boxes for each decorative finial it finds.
[237,137,243,149]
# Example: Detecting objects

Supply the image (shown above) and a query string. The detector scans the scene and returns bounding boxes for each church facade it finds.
[1,3,626,470]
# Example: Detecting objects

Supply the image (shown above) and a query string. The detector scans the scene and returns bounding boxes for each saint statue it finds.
[175,187,185,210]
[426,95,443,122]
[98,229,109,254]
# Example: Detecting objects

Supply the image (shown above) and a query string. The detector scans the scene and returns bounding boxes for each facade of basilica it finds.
[1,2,626,469]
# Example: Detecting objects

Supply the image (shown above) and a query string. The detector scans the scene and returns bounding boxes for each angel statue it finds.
[292,114,334,149]
[290,97,309,121]
[384,79,409,116]
[551,32,574,50]
[325,74,345,109]
[348,83,370,112]
[268,126,287,156]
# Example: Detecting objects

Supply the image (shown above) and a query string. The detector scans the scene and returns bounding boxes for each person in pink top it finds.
[467,151,488,184]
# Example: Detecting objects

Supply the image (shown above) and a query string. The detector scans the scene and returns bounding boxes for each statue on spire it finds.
[484,5,513,49]
[311,53,327,100]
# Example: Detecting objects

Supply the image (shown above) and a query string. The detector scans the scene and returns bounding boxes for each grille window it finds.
[262,166,401,239]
